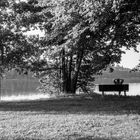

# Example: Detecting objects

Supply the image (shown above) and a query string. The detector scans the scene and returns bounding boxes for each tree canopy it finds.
[0,0,140,94]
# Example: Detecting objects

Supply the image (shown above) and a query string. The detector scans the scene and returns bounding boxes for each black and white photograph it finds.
[0,0,140,139]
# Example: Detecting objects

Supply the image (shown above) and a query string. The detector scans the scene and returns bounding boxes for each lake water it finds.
[94,83,140,96]
[1,93,50,101]
[1,83,140,101]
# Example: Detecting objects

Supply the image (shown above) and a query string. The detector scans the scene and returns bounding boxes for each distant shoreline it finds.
[95,69,140,84]
[95,78,140,84]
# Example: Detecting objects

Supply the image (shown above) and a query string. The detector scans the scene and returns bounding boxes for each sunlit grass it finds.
[0,111,140,140]
[0,94,140,140]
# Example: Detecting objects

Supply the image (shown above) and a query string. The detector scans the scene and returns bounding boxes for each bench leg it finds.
[119,91,121,96]
[124,91,126,96]
[102,91,105,97]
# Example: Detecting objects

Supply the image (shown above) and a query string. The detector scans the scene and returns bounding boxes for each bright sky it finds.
[120,46,140,69]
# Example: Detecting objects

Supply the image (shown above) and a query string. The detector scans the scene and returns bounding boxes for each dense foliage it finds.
[0,0,48,75]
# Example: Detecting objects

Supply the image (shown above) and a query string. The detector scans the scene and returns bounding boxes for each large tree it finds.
[1,0,140,94]
[36,0,140,94]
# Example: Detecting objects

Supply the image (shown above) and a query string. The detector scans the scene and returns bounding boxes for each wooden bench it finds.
[99,84,129,97]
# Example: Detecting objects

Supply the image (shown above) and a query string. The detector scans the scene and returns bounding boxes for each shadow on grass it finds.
[0,94,140,115]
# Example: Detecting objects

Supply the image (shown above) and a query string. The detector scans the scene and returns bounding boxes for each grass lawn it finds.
[0,94,140,140]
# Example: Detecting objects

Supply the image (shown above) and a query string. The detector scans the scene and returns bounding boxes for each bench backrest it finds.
[99,84,129,92]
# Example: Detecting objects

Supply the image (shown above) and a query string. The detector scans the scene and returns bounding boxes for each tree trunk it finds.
[61,48,83,94]
[62,48,67,93]
[71,50,84,94]
[0,43,3,101]
[0,42,4,65]
[67,54,73,93]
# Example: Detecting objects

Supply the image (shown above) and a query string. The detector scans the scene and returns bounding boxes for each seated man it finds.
[113,78,124,96]
[114,78,124,85]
